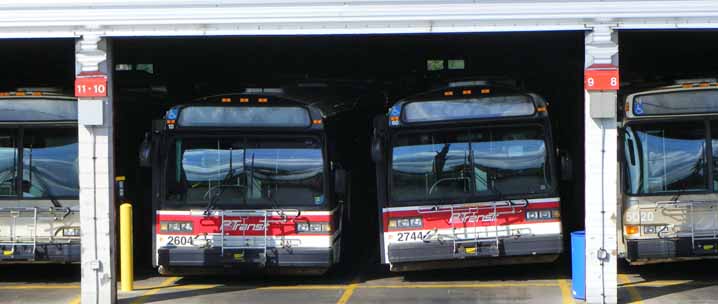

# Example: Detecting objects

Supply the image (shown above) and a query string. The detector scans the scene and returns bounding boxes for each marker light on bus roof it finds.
[448,80,489,87]
[221,97,231,103]
[244,88,283,94]
[481,88,491,94]
[0,91,48,97]
[536,106,547,113]
[675,78,718,85]
[239,97,249,103]
[462,89,472,95]
[312,119,322,125]
[443,91,454,96]
[258,97,268,103]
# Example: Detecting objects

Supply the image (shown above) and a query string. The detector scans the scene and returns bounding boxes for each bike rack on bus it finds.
[417,200,528,257]
[648,200,718,250]
[0,207,38,259]
[220,209,298,266]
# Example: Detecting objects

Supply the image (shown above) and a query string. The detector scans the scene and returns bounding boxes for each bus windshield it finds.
[0,127,78,199]
[390,126,551,205]
[623,121,708,195]
[164,136,324,208]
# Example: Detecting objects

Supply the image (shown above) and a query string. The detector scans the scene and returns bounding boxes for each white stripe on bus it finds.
[383,221,562,245]
[382,197,561,213]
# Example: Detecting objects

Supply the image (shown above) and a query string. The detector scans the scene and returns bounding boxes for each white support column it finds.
[584,25,619,304]
[76,34,116,304]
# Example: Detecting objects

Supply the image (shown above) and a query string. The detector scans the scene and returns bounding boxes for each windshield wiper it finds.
[47,192,62,208]
[669,147,705,203]
[203,169,237,215]
[30,170,62,208]
[432,143,451,181]
[204,147,238,215]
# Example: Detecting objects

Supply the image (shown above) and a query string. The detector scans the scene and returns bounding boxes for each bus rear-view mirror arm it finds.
[138,132,152,168]
[371,115,387,163]
[559,149,573,181]
[334,167,348,197]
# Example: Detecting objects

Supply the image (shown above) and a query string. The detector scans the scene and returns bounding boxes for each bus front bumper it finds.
[0,243,80,263]
[158,247,333,269]
[386,234,562,267]
[626,238,718,262]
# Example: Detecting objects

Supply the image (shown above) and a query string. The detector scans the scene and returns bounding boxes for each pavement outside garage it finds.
[2,261,718,304]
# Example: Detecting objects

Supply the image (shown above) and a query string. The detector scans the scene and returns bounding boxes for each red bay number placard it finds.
[75,73,107,97]
[584,64,619,91]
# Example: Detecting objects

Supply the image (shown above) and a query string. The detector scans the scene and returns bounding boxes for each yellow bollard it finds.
[120,202,134,291]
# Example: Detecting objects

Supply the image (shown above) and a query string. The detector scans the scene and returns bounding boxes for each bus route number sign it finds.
[584,65,619,91]
[75,75,108,97]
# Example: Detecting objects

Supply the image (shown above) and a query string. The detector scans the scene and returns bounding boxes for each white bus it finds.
[620,79,718,264]
[0,89,79,263]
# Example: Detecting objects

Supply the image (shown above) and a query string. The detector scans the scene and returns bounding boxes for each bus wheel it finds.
[157,265,175,276]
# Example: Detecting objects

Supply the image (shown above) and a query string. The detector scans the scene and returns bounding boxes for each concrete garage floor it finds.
[619,259,718,304]
[117,263,572,304]
[2,261,718,304]
[0,264,81,304]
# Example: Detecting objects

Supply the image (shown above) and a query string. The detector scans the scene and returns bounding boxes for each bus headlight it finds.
[526,209,560,221]
[388,217,423,229]
[296,222,331,233]
[62,227,81,237]
[539,210,551,219]
[160,221,193,233]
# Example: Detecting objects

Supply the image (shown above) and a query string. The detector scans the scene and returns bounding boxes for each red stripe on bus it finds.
[156,212,332,236]
[382,201,560,232]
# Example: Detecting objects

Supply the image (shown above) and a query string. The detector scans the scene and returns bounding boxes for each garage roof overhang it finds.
[2,0,718,38]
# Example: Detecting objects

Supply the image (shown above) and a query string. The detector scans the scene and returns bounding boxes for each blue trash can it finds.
[571,231,586,300]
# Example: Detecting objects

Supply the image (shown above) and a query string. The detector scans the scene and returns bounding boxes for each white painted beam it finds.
[583,24,619,304]
[2,1,718,38]
[77,35,117,304]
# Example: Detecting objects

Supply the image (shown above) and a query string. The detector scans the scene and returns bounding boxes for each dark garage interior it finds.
[112,31,587,273]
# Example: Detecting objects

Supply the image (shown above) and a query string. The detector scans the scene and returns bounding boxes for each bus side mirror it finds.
[334,168,347,196]
[559,150,573,181]
[371,135,384,163]
[371,115,387,163]
[139,132,152,168]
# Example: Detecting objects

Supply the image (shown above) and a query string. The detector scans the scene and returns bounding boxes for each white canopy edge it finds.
[1,1,718,38]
